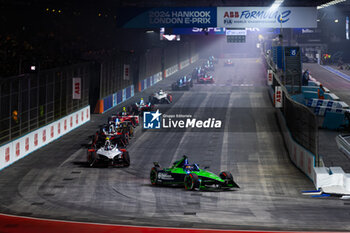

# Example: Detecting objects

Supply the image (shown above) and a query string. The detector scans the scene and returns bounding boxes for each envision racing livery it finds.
[150,155,240,190]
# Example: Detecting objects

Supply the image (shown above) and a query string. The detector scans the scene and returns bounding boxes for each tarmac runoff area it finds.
[1,58,350,231]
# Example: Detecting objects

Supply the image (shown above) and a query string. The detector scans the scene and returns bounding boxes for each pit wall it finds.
[0,106,90,171]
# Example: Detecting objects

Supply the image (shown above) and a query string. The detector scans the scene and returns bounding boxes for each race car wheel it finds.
[219,171,233,181]
[167,94,173,103]
[150,167,161,185]
[171,83,176,91]
[122,151,130,167]
[128,125,134,137]
[87,149,97,167]
[184,173,200,191]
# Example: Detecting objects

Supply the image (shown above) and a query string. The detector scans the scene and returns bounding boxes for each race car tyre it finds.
[87,149,97,167]
[122,151,130,167]
[150,167,162,185]
[190,80,193,88]
[129,125,134,137]
[185,85,190,91]
[171,83,176,91]
[184,173,200,191]
[167,94,173,103]
[219,171,233,181]
[211,79,215,84]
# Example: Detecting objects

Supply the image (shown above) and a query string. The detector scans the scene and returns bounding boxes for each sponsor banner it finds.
[131,84,134,97]
[72,78,81,99]
[172,27,225,35]
[147,77,151,88]
[165,64,179,78]
[123,64,130,80]
[217,7,317,28]
[180,59,190,70]
[113,93,117,107]
[117,90,123,104]
[275,86,283,108]
[154,72,162,84]
[0,106,90,171]
[121,7,217,28]
[0,143,11,165]
[267,70,273,85]
[122,88,127,102]
[190,54,199,63]
[126,86,131,99]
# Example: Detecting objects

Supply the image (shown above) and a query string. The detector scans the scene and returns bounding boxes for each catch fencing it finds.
[266,58,319,166]
[0,63,91,146]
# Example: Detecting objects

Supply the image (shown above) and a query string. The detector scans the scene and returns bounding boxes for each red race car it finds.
[197,74,214,84]
[109,107,139,127]
[130,98,155,116]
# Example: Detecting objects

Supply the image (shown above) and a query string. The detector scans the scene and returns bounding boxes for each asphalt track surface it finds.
[1,58,350,231]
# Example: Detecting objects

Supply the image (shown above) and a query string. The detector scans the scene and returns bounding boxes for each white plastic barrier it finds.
[179,59,190,70]
[0,105,90,171]
[164,64,179,78]
[276,109,316,181]
[314,166,350,195]
[190,54,199,64]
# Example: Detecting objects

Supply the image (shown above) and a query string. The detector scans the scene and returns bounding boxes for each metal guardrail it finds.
[336,134,350,158]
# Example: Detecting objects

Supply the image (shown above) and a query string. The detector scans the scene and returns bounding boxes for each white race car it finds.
[149,90,173,104]
[87,137,130,167]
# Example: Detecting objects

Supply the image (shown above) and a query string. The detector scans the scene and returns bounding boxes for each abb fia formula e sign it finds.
[217,7,317,28]
[267,69,273,85]
[72,78,81,99]
[275,86,283,108]
[123,64,130,80]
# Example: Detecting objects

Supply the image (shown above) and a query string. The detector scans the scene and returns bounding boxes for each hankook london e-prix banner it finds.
[120,7,317,29]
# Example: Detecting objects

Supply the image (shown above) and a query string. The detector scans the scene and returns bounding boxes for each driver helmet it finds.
[115,118,120,128]
[140,98,144,105]
[104,138,113,150]
[121,107,127,116]
[102,128,107,135]
[159,89,164,95]
[109,125,115,134]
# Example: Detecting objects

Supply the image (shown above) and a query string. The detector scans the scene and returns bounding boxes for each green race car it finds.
[150,155,240,191]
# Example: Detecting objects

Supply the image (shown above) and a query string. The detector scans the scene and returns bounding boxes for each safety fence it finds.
[0,63,91,146]
[267,58,318,158]
[265,55,319,180]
